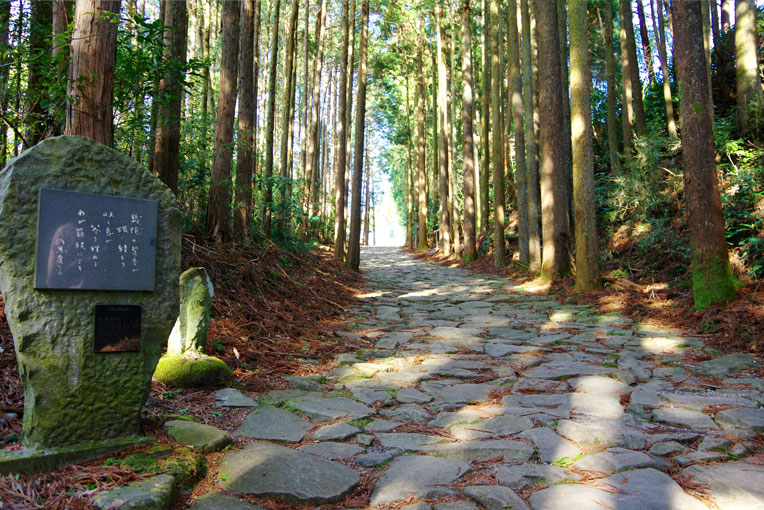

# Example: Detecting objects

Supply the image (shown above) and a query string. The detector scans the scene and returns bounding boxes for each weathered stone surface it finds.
[218,442,359,503]
[463,485,529,510]
[574,447,660,473]
[370,455,472,506]
[528,468,708,510]
[380,404,431,423]
[433,502,480,510]
[652,407,718,429]
[426,383,494,403]
[235,407,311,442]
[496,463,582,490]
[215,388,258,407]
[167,267,213,355]
[354,448,401,467]
[165,420,232,453]
[154,354,234,389]
[518,427,579,464]
[192,491,266,510]
[311,421,360,440]
[648,441,685,456]
[420,440,535,462]
[397,388,434,403]
[363,418,403,432]
[715,408,764,432]
[298,441,363,459]
[694,353,758,378]
[0,136,180,449]
[93,474,176,510]
[376,432,454,450]
[292,398,373,421]
[685,462,764,510]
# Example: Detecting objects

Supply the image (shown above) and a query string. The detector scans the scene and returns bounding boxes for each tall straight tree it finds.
[508,0,528,264]
[656,0,677,138]
[461,0,477,262]
[735,0,762,136]
[206,0,240,241]
[570,0,600,291]
[479,0,490,237]
[65,0,121,147]
[234,0,256,241]
[599,0,622,171]
[251,0,262,177]
[489,0,505,267]
[25,0,51,146]
[416,18,429,251]
[334,0,351,259]
[277,0,300,233]
[521,0,540,271]
[671,0,737,310]
[620,0,647,138]
[306,0,328,222]
[0,0,11,165]
[436,0,451,256]
[261,0,280,236]
[537,0,570,281]
[636,0,656,86]
[346,0,369,271]
[153,0,187,194]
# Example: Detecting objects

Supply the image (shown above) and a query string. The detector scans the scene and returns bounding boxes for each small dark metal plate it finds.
[34,188,158,291]
[94,305,141,353]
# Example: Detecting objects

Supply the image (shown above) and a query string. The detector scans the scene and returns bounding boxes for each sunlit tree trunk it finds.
[277,0,299,234]
[480,0,490,237]
[362,155,371,245]
[508,0,528,264]
[735,0,762,136]
[261,0,280,236]
[416,21,429,251]
[0,0,11,165]
[636,0,656,86]
[570,0,601,291]
[599,1,622,171]
[656,0,678,139]
[206,0,239,241]
[557,0,572,222]
[334,0,351,259]
[537,0,570,281]
[233,0,255,241]
[521,0,540,272]
[489,0,505,267]
[461,0,477,262]
[346,0,369,271]
[701,0,713,107]
[406,79,414,248]
[252,0,262,178]
[436,0,452,256]
[66,0,121,147]
[671,0,737,310]
[307,0,328,223]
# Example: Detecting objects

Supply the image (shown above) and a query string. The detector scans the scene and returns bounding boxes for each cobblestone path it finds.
[204,247,764,510]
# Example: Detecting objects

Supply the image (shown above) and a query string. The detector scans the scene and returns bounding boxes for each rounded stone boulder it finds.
[154,353,234,388]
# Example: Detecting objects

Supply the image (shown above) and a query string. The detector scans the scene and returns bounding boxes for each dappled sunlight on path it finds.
[210,246,764,509]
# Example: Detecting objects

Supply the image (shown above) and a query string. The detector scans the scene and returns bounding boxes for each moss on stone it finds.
[122,444,205,486]
[153,354,234,389]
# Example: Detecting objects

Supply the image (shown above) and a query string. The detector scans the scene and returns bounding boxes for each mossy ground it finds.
[153,353,235,389]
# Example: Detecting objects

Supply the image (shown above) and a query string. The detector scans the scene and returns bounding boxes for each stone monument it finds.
[0,136,180,473]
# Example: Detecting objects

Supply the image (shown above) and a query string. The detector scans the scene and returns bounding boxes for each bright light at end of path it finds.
[369,177,405,247]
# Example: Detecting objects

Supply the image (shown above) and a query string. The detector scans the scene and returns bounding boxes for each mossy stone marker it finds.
[0,136,180,473]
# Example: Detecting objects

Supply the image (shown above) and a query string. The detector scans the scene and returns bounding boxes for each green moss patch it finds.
[153,354,234,389]
[122,444,206,486]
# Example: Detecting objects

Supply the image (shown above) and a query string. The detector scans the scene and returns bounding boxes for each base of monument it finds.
[0,436,154,474]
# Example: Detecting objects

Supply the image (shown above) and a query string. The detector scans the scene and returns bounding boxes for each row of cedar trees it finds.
[29,0,374,271]
[397,0,761,310]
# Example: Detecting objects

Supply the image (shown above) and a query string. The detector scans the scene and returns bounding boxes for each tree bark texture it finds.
[461,0,477,262]
[489,0,505,267]
[66,0,121,147]
[735,0,762,135]
[537,0,570,281]
[570,0,601,291]
[436,0,452,256]
[233,0,255,241]
[508,0,528,264]
[521,0,540,272]
[334,0,351,259]
[656,0,678,138]
[671,0,737,310]
[346,0,369,271]
[153,0,188,194]
[261,0,280,236]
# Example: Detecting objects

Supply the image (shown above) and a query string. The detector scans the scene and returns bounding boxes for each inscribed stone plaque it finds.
[94,305,142,353]
[0,135,180,457]
[35,188,158,291]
